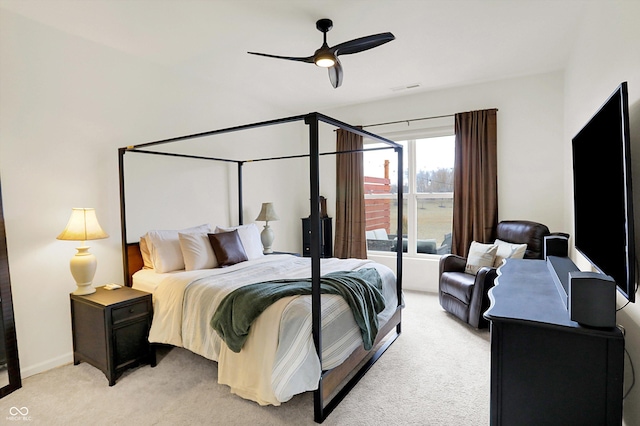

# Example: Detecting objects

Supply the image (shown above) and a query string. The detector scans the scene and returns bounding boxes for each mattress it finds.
[132,254,398,405]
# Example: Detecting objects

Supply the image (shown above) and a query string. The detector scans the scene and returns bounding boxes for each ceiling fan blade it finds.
[247,51,314,63]
[331,32,395,56]
[328,59,343,88]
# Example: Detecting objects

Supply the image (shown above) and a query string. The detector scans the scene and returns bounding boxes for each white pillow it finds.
[144,224,212,273]
[178,232,218,270]
[215,223,264,260]
[139,236,153,269]
[493,239,527,267]
[370,228,389,240]
[465,241,498,275]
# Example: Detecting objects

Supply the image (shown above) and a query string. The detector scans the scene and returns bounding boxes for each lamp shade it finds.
[57,208,108,242]
[255,202,279,222]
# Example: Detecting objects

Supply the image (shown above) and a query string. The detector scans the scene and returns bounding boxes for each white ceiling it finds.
[1,0,586,113]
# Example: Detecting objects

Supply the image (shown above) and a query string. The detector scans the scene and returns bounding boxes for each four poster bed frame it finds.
[118,112,403,423]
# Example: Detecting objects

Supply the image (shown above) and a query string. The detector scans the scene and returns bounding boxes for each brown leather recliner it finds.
[438,220,569,328]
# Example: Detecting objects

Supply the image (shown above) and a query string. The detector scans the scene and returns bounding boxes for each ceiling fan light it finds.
[315,54,336,68]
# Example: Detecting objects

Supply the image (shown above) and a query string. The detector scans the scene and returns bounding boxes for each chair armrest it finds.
[439,254,467,276]
[468,266,498,328]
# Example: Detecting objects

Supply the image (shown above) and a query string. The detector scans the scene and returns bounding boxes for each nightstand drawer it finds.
[112,300,149,324]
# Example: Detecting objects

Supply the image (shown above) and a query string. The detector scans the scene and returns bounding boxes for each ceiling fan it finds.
[248,19,395,88]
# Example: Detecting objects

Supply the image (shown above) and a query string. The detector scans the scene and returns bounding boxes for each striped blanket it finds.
[143,255,398,405]
[210,268,385,352]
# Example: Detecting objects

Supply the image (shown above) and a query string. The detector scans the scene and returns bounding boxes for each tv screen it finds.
[572,82,635,302]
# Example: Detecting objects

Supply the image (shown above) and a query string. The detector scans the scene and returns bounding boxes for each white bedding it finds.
[132,254,398,405]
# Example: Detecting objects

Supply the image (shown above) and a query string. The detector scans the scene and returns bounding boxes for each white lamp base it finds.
[70,246,97,295]
[261,223,275,254]
[72,284,96,296]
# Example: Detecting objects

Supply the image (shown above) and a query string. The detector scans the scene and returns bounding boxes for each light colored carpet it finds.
[0,291,490,425]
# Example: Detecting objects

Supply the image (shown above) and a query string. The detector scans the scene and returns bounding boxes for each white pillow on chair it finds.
[465,241,498,275]
[493,239,527,267]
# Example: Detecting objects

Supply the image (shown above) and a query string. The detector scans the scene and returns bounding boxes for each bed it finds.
[119,113,403,422]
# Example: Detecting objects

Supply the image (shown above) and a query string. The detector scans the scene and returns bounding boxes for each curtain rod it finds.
[362,108,498,129]
[363,113,454,128]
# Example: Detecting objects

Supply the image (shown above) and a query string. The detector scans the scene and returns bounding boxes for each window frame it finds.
[364,118,454,257]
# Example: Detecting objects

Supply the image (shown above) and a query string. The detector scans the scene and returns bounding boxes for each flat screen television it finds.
[572,81,635,303]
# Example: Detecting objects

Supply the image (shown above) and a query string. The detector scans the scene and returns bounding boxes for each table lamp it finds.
[57,208,109,295]
[255,202,279,254]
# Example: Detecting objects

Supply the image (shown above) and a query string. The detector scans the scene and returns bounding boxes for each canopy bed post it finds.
[305,113,325,422]
[119,147,129,286]
[238,162,244,225]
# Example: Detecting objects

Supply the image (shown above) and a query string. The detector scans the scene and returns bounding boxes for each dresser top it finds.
[485,259,622,337]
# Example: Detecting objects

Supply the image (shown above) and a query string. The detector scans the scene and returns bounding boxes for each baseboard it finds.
[21,352,73,379]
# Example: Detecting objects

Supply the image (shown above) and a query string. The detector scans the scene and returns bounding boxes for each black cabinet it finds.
[484,259,624,425]
[70,286,156,386]
[302,217,332,258]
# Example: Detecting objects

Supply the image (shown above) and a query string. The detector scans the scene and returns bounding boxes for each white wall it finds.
[326,71,567,292]
[0,10,297,378]
[562,1,640,424]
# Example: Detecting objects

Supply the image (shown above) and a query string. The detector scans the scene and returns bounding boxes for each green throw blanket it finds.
[210,268,385,353]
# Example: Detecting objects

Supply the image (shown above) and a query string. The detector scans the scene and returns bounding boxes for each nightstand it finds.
[70,286,156,386]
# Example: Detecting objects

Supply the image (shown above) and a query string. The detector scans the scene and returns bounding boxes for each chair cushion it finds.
[440,271,476,304]
[417,239,437,254]
[392,238,437,254]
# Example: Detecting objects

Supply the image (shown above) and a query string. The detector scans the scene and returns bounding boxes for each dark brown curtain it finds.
[334,128,367,259]
[452,109,498,257]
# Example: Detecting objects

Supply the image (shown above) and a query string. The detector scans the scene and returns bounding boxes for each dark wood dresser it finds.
[302,217,332,258]
[70,286,155,385]
[484,259,624,425]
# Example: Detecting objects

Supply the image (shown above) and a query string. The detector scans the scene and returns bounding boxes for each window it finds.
[364,130,454,256]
